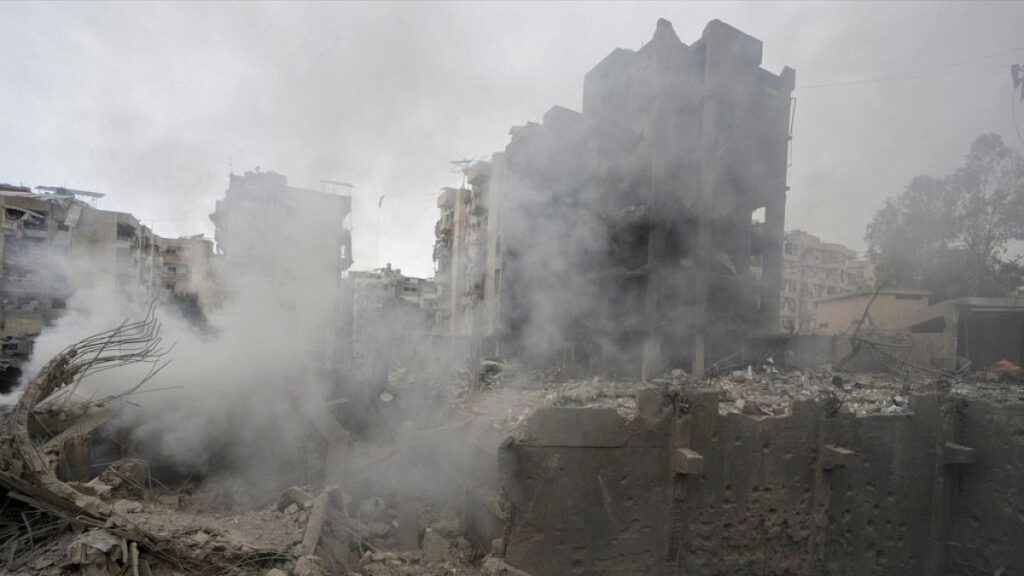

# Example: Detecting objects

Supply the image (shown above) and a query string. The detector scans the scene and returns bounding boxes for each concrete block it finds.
[821,445,855,470]
[942,442,977,466]
[521,407,627,447]
[636,388,663,421]
[672,448,704,476]
[422,529,449,564]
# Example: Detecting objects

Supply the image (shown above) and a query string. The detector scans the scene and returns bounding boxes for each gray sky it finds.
[2,1,1023,278]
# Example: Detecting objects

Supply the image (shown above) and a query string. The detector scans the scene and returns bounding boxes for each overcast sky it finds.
[2,1,1023,278]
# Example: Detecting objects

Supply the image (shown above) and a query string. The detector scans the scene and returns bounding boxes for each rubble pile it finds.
[467,358,1024,424]
[0,320,498,576]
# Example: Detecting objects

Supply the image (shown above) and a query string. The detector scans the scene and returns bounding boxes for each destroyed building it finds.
[6,13,1024,576]
[0,184,191,392]
[210,169,354,280]
[209,169,354,367]
[435,19,795,377]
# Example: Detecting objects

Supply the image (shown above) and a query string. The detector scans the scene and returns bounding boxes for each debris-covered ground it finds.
[4,314,1023,576]
[468,356,1024,423]
[0,316,499,576]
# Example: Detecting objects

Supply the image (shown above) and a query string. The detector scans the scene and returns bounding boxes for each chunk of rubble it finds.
[421,528,450,564]
[294,555,329,576]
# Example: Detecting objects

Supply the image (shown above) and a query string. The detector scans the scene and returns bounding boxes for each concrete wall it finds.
[953,401,1024,573]
[501,405,671,574]
[785,333,853,368]
[497,393,1024,575]
[815,292,929,335]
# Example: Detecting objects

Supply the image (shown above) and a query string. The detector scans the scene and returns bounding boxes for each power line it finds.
[797,43,1024,90]
[1013,91,1024,148]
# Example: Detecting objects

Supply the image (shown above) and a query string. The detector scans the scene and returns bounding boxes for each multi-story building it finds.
[433,19,795,377]
[433,161,491,337]
[155,234,215,306]
[346,265,436,340]
[780,230,875,333]
[209,169,353,366]
[0,184,175,390]
[209,169,353,282]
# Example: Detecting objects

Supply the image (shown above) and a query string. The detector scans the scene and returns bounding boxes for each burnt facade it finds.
[438,19,794,377]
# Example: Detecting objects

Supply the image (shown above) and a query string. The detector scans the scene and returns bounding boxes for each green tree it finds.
[866,134,1024,301]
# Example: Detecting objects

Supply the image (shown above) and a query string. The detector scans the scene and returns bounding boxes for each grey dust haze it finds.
[1,3,1024,576]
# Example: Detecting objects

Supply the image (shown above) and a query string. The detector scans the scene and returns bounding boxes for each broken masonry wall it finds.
[500,405,672,575]
[497,394,1024,576]
[952,400,1024,573]
[817,396,945,576]
[676,394,821,576]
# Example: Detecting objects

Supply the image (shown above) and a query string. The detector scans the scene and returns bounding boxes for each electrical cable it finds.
[1013,89,1024,148]
[798,43,1024,90]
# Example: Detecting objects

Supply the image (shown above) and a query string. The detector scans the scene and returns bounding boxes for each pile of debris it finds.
[468,356,1024,424]
[0,314,502,576]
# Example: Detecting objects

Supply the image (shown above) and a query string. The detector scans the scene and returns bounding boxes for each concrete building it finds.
[780,230,874,332]
[209,169,353,367]
[155,234,215,306]
[433,19,795,377]
[0,184,172,389]
[899,296,1024,371]
[433,161,491,338]
[345,265,436,343]
[209,170,353,281]
[813,287,930,335]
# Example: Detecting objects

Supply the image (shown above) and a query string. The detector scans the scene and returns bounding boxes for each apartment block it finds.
[780,230,875,333]
[155,234,215,307]
[433,19,795,377]
[0,184,171,389]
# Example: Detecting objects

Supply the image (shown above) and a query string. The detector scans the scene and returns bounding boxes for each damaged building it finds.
[210,169,353,281]
[0,183,197,392]
[5,14,1024,576]
[435,19,795,378]
[155,234,215,306]
[209,168,355,371]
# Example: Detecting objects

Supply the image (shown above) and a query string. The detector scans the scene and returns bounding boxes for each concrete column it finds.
[693,98,717,377]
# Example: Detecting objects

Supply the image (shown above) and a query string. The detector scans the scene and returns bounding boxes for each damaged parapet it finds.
[434,19,796,378]
[481,385,1021,575]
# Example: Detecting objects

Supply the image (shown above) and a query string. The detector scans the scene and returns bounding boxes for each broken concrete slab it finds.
[518,407,627,447]
[421,528,449,564]
[672,447,704,475]
[821,444,855,470]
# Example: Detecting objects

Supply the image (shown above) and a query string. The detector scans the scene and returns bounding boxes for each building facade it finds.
[155,234,215,307]
[0,184,193,390]
[780,230,874,333]
[209,169,353,367]
[434,19,795,377]
[433,162,491,337]
[814,288,929,335]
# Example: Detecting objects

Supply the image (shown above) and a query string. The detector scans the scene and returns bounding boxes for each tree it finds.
[866,134,1024,302]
